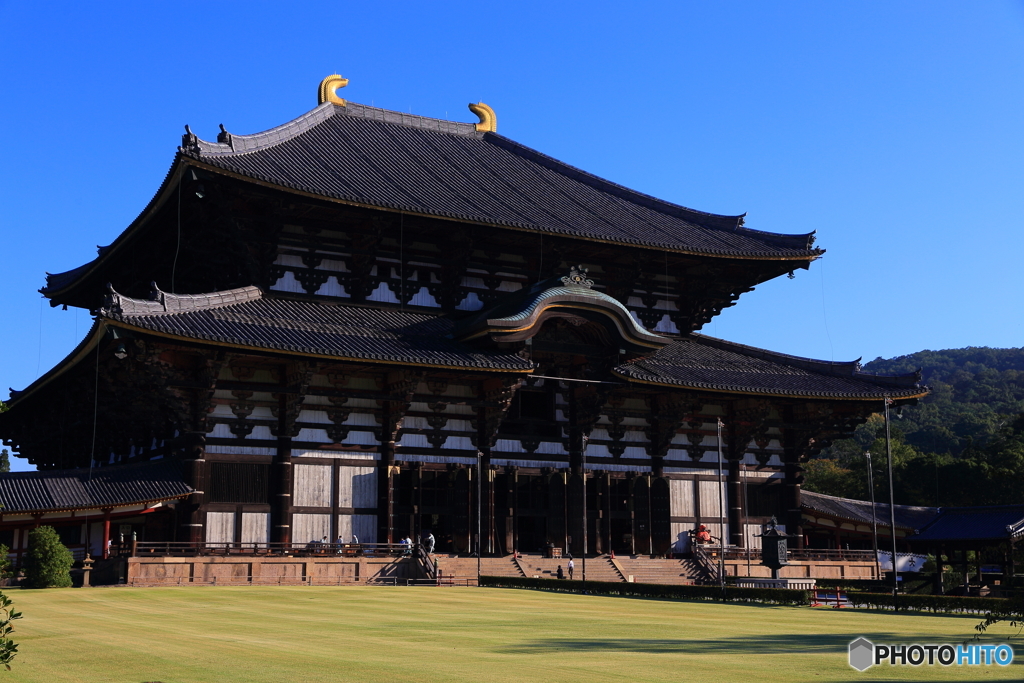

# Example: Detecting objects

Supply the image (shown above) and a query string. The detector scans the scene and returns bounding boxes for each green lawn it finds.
[0,585,1019,682]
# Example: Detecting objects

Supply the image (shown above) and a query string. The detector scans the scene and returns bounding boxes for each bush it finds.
[23,526,73,589]
[849,592,1009,614]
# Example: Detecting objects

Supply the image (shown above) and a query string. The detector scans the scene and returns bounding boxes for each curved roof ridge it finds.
[181,101,483,159]
[103,283,263,318]
[181,103,337,157]
[690,333,864,376]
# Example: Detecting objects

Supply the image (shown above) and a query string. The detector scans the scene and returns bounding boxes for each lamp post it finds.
[884,397,899,610]
[866,451,881,581]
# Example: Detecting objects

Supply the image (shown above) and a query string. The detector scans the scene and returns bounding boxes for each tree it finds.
[23,526,73,589]
[0,593,20,670]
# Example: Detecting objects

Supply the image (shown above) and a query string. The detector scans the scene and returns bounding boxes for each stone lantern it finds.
[757,516,793,580]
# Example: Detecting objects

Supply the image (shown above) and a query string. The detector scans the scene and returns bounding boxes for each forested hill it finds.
[804,347,1024,508]
[862,347,1024,456]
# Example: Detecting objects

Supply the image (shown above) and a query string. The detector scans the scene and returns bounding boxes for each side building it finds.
[0,76,926,561]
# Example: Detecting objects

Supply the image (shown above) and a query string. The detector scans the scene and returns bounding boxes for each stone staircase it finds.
[434,555,525,582]
[613,556,704,585]
[515,555,624,583]
[433,554,708,586]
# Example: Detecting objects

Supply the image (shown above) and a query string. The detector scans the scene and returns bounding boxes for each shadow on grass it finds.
[498,632,900,655]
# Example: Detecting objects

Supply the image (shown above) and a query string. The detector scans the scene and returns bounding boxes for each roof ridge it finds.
[181,101,483,159]
[103,283,263,318]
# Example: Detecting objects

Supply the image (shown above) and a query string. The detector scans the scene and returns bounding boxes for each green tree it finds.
[0,592,20,670]
[23,526,73,589]
[0,451,9,474]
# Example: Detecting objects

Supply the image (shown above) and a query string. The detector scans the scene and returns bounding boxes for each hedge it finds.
[480,576,1014,615]
[479,575,809,606]
[848,592,1010,615]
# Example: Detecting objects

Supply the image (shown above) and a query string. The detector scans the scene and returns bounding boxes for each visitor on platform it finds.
[556,565,564,580]
[696,525,712,544]
[567,557,575,580]
[336,535,345,553]
[403,536,413,555]
[424,531,436,554]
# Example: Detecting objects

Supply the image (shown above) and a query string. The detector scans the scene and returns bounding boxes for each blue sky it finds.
[1,1,1022,471]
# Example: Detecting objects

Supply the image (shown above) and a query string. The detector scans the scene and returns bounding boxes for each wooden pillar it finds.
[412,462,423,545]
[179,432,207,545]
[330,459,341,543]
[781,450,804,549]
[727,457,744,548]
[101,510,112,559]
[377,404,396,544]
[602,473,612,555]
[271,392,293,545]
[480,452,494,555]
[509,466,519,554]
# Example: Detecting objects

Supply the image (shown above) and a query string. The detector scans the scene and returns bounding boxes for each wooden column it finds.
[101,510,112,559]
[727,458,744,548]
[179,432,207,545]
[510,466,520,554]
[271,392,293,545]
[377,401,396,545]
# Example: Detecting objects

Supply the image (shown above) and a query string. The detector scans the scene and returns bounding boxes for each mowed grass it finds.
[1,586,1020,683]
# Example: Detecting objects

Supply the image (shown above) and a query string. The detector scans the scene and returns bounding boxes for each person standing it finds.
[567,557,575,580]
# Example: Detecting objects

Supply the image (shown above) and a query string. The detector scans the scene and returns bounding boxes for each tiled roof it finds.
[102,287,534,372]
[613,334,926,399]
[181,101,819,259]
[908,506,1024,543]
[0,460,191,514]
[801,491,938,531]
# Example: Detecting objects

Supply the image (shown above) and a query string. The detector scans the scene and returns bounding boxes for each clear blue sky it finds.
[2,2,1022,471]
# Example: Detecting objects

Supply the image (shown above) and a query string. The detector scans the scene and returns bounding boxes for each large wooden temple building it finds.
[0,75,928,562]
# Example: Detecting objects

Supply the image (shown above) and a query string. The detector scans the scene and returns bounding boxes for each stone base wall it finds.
[127,555,426,586]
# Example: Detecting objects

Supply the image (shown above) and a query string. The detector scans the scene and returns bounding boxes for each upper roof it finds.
[0,459,191,515]
[102,284,534,372]
[908,505,1024,543]
[801,490,939,531]
[180,100,819,259]
[613,334,927,400]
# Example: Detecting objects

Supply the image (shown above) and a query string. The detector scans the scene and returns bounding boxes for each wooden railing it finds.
[131,541,416,558]
[721,547,877,563]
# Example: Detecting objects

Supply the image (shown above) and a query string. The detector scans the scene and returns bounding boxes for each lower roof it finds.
[615,335,926,400]
[103,285,534,372]
[0,460,192,515]
[801,490,939,531]
[908,505,1024,543]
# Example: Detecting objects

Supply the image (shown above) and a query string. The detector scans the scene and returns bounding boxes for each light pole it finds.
[866,451,881,581]
[716,418,726,593]
[884,397,899,610]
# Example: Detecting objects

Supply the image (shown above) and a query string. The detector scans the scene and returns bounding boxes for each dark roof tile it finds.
[102,288,533,372]
[0,460,192,514]
[614,334,926,399]
[185,102,819,259]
